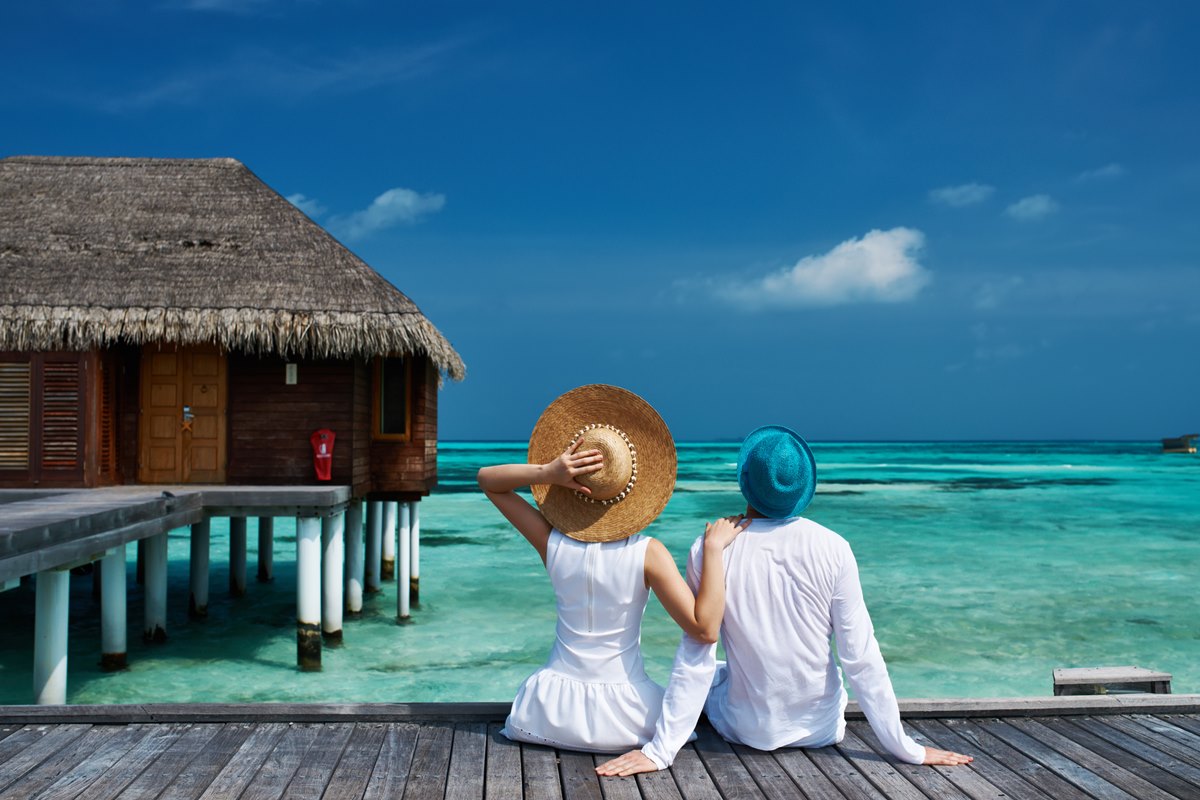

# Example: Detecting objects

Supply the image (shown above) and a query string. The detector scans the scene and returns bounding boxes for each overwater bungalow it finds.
[0,155,464,492]
[0,155,464,700]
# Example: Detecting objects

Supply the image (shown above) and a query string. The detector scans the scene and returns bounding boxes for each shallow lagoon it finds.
[1,441,1197,704]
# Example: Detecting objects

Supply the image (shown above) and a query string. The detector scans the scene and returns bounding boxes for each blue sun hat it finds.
[736,425,817,518]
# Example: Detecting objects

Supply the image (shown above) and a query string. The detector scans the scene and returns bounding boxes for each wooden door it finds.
[138,344,227,483]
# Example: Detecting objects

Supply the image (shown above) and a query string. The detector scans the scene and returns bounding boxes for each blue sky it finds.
[4,1,1199,440]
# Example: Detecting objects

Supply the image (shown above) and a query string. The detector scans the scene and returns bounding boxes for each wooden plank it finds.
[559,750,603,800]
[591,754,650,800]
[1115,715,1200,767]
[282,722,354,799]
[59,722,186,799]
[151,719,254,800]
[1035,717,1198,798]
[1011,717,1182,799]
[666,743,722,800]
[632,762,684,800]
[846,721,973,800]
[0,726,20,746]
[833,727,927,800]
[770,747,851,800]
[0,724,90,795]
[402,721,454,800]
[237,722,323,800]
[1068,716,1200,788]
[910,719,1056,800]
[522,742,564,800]
[0,723,124,800]
[805,744,887,800]
[27,723,153,800]
[445,722,487,800]
[193,722,288,800]
[728,744,812,800]
[1162,714,1200,740]
[485,722,523,800]
[322,723,388,800]
[114,722,226,800]
[0,724,58,769]
[690,726,766,798]
[362,722,420,800]
[938,719,1092,800]
[977,718,1142,800]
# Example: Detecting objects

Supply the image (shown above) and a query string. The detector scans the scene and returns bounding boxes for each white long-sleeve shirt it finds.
[641,516,926,768]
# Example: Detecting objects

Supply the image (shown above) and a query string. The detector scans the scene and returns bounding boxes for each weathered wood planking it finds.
[1,714,1200,798]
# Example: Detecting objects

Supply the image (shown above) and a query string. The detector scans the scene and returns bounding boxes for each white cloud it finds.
[1005,194,1059,221]
[1077,162,1126,181]
[929,182,994,207]
[330,188,446,240]
[286,193,327,218]
[720,227,930,308]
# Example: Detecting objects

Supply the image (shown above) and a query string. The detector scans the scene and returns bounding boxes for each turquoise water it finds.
[1,441,1197,704]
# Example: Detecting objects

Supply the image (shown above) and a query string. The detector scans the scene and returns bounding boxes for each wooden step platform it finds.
[3,700,1200,799]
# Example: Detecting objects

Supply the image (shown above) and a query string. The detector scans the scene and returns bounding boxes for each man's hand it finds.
[543,439,603,493]
[595,750,659,776]
[923,747,973,766]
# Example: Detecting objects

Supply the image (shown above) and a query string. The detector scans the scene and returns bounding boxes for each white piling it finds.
[322,511,345,643]
[100,545,127,671]
[382,501,397,580]
[365,501,382,594]
[296,515,322,670]
[189,519,210,618]
[143,532,168,642]
[398,502,411,621]
[410,500,421,605]
[229,516,247,597]
[344,500,364,615]
[257,517,274,582]
[34,569,69,705]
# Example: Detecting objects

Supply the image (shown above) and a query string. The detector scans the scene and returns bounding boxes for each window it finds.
[373,357,410,440]
[0,361,31,470]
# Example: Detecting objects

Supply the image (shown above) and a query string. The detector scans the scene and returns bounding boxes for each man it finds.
[597,425,972,775]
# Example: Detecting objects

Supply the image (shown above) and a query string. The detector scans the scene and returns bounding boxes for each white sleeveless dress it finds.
[503,529,666,752]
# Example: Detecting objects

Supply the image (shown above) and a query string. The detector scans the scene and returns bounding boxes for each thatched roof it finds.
[0,156,464,379]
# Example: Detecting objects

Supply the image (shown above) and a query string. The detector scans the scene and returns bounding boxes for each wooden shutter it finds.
[0,361,31,472]
[40,360,83,473]
[97,354,118,481]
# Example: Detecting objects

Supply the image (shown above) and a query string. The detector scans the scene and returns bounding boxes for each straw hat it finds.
[528,384,677,542]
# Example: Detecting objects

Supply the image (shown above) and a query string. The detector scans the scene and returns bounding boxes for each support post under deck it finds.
[189,520,210,618]
[344,500,364,616]
[100,545,127,671]
[229,516,247,597]
[322,511,345,643]
[34,569,69,705]
[257,517,274,582]
[296,516,322,671]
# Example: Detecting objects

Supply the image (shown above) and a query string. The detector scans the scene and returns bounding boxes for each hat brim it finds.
[528,384,677,542]
[736,425,816,518]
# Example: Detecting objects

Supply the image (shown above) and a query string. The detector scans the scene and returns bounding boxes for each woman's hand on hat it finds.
[543,439,604,494]
[704,514,750,552]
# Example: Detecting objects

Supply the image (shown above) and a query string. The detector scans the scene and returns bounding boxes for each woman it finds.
[477,384,745,759]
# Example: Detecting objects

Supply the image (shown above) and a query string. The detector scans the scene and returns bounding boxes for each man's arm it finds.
[831,542,971,766]
[597,538,719,775]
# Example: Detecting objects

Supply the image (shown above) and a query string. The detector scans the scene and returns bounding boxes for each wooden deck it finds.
[3,699,1200,799]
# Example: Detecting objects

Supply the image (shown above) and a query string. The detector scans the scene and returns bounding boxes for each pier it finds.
[0,486,424,704]
[2,696,1200,799]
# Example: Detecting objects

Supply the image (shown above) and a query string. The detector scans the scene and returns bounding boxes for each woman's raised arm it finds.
[477,441,604,564]
[645,516,748,643]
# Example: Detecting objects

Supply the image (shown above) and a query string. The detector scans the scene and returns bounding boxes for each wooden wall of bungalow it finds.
[0,346,437,499]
